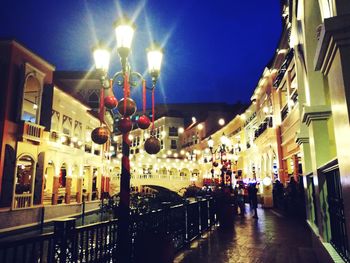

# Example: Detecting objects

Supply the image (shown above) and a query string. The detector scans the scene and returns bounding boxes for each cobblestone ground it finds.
[174,206,318,263]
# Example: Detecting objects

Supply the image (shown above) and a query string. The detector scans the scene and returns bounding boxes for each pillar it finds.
[65,177,72,204]
[52,176,59,205]
[76,178,82,203]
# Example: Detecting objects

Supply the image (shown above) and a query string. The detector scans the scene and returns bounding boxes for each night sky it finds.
[0,0,282,105]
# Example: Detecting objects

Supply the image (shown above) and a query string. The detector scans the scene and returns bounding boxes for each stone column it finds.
[76,178,82,203]
[65,177,72,204]
[52,176,59,205]
[302,108,333,240]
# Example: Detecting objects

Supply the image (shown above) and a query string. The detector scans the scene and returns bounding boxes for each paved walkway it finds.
[174,206,318,263]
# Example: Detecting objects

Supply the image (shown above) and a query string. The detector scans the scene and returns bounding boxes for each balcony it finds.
[20,121,44,144]
[13,193,32,209]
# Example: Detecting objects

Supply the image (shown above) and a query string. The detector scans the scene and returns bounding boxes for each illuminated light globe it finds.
[137,114,151,130]
[104,96,118,109]
[91,126,109,145]
[117,97,137,117]
[213,161,219,167]
[117,117,133,133]
[263,177,272,186]
[144,136,161,155]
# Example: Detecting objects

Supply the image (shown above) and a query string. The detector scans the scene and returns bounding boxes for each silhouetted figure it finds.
[248,183,258,219]
[236,184,245,216]
[273,179,284,208]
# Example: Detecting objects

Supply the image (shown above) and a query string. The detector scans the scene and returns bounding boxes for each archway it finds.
[21,75,41,123]
[160,167,167,179]
[43,160,55,205]
[57,163,67,204]
[71,164,79,203]
[169,168,178,179]
[180,168,190,178]
[14,155,35,208]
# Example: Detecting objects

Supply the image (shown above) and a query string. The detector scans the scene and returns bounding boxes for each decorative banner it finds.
[142,79,146,114]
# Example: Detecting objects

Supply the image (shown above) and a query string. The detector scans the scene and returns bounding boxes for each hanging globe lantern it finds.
[144,136,160,155]
[117,117,133,133]
[91,126,109,145]
[137,115,151,130]
[117,97,137,117]
[104,95,118,109]
[213,161,219,167]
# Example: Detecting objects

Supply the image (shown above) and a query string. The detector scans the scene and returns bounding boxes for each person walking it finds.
[248,183,258,219]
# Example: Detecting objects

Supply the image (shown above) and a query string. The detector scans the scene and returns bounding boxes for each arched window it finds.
[22,75,41,123]
[15,155,35,194]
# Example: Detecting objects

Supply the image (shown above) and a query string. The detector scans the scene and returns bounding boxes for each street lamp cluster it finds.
[91,16,163,262]
[207,134,240,188]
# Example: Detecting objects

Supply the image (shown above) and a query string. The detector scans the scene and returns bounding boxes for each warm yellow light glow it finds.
[144,132,150,139]
[178,127,184,134]
[197,124,203,130]
[192,117,196,123]
[220,134,228,145]
[113,135,118,142]
[167,150,172,155]
[60,136,67,143]
[218,118,225,126]
[205,148,210,154]
[117,153,123,159]
[240,114,246,120]
[174,153,178,158]
[115,24,134,49]
[147,47,163,74]
[208,137,214,148]
[180,150,185,155]
[162,154,167,158]
[263,106,269,114]
[128,134,134,140]
[93,47,110,72]
[161,131,166,138]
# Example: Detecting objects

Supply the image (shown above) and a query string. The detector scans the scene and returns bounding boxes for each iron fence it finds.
[0,197,218,263]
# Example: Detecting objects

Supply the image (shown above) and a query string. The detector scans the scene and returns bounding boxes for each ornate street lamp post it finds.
[92,17,163,262]
[208,133,233,188]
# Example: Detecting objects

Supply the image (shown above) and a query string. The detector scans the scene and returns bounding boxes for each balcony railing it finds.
[20,121,44,143]
[13,193,32,209]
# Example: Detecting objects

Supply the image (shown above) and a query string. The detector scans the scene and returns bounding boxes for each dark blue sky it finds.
[0,0,282,105]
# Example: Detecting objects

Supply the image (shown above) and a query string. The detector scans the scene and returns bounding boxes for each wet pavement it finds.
[174,205,318,263]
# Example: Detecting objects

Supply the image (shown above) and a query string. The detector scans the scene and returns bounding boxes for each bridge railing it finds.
[0,197,218,263]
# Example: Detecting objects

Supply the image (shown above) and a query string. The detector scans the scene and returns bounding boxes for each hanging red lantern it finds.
[213,161,219,167]
[144,136,160,155]
[91,126,109,145]
[117,97,137,117]
[104,96,118,109]
[137,115,151,130]
[117,117,133,133]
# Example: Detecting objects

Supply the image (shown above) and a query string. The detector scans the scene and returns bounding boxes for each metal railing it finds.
[21,121,44,143]
[13,193,32,209]
[0,197,218,263]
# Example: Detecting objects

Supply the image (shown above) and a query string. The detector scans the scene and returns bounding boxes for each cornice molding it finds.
[295,128,309,145]
[301,105,332,126]
[314,14,350,75]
